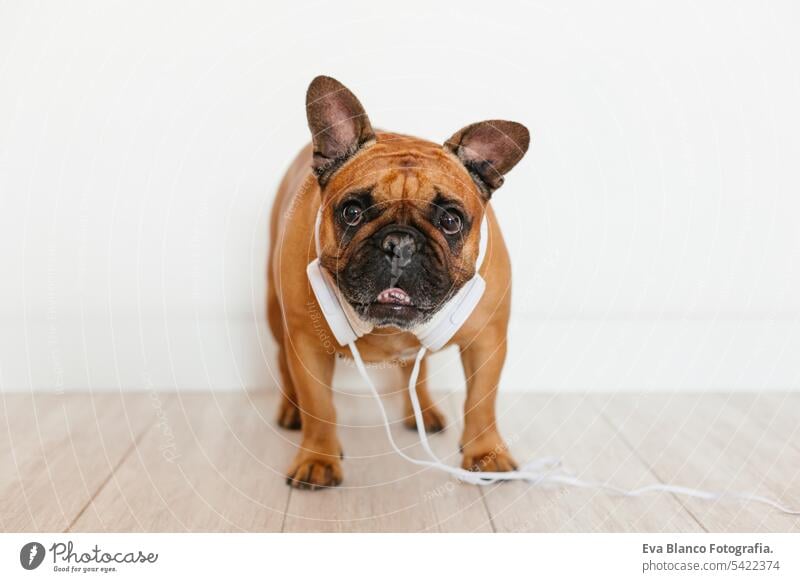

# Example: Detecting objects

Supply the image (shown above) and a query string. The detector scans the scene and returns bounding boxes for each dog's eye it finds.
[341,202,364,226]
[439,209,462,235]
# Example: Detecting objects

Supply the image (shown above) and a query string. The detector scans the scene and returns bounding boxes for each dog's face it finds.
[306,76,529,330]
[319,136,486,328]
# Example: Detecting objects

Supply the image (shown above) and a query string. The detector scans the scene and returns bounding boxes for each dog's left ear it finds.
[444,120,530,197]
[306,76,376,186]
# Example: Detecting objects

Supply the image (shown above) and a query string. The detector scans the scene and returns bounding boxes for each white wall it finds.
[1,0,798,392]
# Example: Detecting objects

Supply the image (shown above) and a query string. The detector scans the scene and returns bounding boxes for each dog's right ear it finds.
[444,120,529,197]
[306,76,375,186]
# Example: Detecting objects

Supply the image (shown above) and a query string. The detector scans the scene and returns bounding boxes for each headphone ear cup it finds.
[306,259,358,346]
[416,275,486,351]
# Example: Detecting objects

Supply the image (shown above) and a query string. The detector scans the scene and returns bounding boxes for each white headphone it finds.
[306,207,489,351]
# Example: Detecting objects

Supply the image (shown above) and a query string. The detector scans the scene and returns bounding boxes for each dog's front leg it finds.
[284,334,342,489]
[459,326,518,473]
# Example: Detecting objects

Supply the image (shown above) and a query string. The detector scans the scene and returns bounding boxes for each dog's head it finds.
[307,76,529,330]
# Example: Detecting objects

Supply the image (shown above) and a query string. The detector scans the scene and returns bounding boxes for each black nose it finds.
[382,232,416,261]
[376,225,422,263]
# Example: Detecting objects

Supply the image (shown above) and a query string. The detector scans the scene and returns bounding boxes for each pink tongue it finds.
[377,287,412,305]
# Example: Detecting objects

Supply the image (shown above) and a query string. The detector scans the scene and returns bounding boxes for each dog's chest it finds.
[344,331,422,363]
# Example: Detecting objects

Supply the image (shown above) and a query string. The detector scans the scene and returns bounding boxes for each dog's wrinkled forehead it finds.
[324,133,485,213]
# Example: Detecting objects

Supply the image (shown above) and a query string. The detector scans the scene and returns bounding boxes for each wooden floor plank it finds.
[71,392,292,532]
[725,393,800,453]
[464,392,703,532]
[6,391,797,533]
[0,392,155,532]
[595,393,800,532]
[282,387,492,532]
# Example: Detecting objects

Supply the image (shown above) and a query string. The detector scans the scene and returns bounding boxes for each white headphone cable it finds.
[347,341,800,515]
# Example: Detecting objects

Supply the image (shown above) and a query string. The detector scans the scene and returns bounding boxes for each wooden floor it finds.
[1,390,798,532]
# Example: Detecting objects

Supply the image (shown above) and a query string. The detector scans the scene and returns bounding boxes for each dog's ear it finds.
[306,76,375,186]
[444,120,530,197]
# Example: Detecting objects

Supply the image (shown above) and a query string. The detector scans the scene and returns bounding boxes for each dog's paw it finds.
[286,453,343,490]
[461,440,518,473]
[403,406,447,433]
[276,398,302,430]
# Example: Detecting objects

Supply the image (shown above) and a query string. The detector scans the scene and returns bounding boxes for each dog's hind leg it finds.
[275,345,302,430]
[401,356,447,433]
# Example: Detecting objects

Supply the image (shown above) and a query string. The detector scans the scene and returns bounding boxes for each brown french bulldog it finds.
[267,76,529,489]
